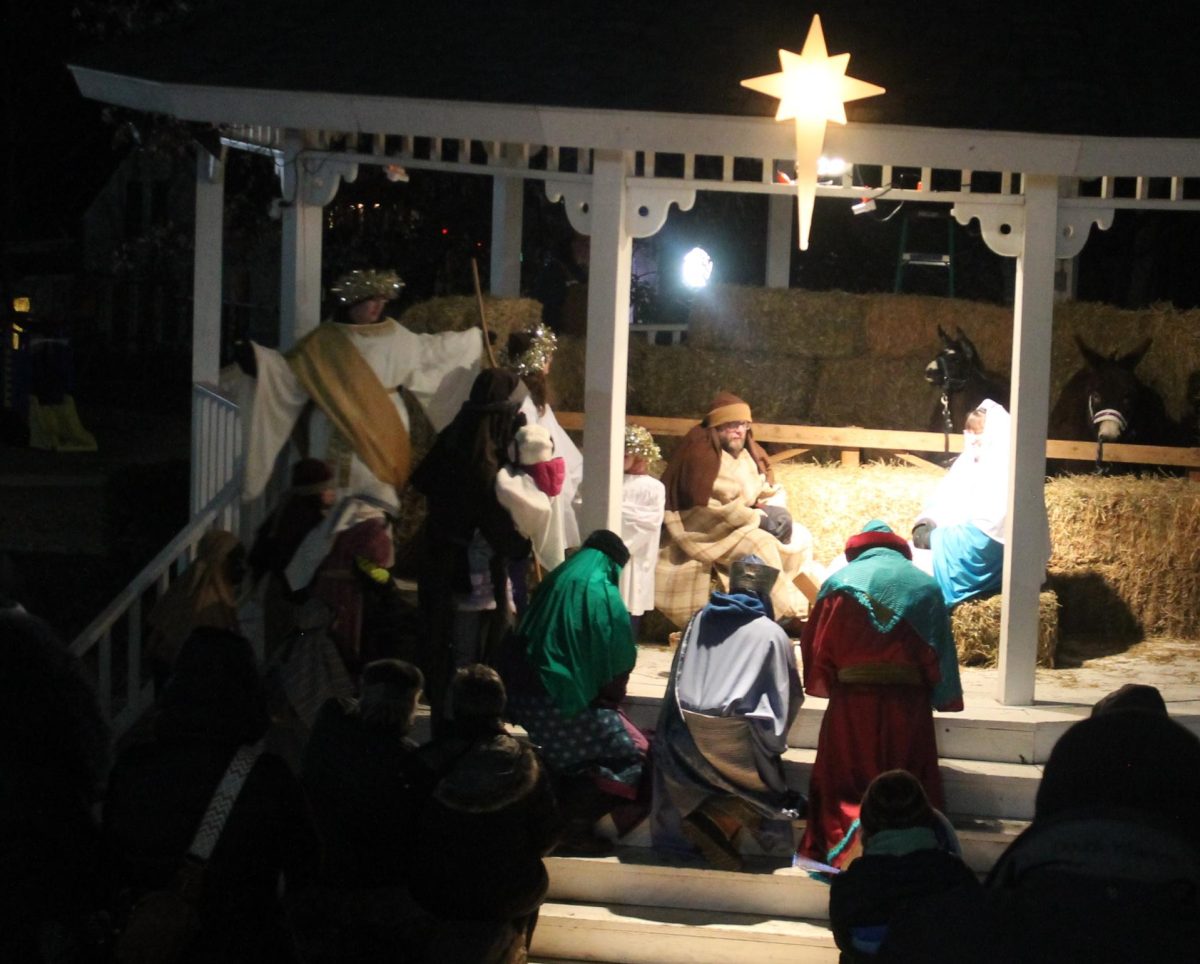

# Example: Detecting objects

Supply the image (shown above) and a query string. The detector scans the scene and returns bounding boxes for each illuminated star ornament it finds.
[741,14,884,250]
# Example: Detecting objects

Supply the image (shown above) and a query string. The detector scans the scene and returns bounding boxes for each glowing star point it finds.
[740,14,884,250]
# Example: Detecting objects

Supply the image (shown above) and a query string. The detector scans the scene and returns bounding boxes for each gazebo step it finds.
[531,901,838,964]
[780,747,1042,821]
[603,813,1025,877]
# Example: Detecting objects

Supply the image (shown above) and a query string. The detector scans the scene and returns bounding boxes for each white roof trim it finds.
[71,65,1200,180]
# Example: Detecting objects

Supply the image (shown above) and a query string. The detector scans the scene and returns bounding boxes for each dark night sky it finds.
[7,2,1200,305]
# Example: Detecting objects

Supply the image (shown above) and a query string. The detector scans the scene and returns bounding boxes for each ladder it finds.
[893,206,956,296]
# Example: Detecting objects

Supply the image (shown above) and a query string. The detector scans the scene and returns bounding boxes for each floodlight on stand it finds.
[681,247,714,289]
[817,155,848,182]
[385,164,410,183]
[12,297,30,314]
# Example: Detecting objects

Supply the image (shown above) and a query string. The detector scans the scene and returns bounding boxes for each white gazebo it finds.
[68,5,1200,722]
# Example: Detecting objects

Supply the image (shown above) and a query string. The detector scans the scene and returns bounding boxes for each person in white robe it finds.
[495,423,569,573]
[505,324,582,547]
[911,398,1051,607]
[619,425,666,631]
[238,269,482,510]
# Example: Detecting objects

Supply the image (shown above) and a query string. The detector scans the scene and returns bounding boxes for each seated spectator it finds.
[0,608,109,963]
[881,688,1200,963]
[829,770,978,962]
[103,627,319,963]
[298,659,425,962]
[503,530,651,852]
[651,554,804,870]
[146,529,246,689]
[911,399,1050,608]
[408,665,560,962]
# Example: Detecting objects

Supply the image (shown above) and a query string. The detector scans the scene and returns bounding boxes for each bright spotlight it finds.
[681,247,713,289]
[816,155,848,179]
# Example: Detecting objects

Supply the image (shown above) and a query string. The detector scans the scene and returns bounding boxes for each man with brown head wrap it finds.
[656,392,820,628]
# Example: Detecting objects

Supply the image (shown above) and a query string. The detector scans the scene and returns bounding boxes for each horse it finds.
[1047,335,1184,473]
[924,325,1011,444]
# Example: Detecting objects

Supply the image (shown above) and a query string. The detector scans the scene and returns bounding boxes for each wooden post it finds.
[579,149,633,536]
[490,144,524,298]
[997,175,1058,707]
[765,193,792,288]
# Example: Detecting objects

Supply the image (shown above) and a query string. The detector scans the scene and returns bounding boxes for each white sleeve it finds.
[398,328,483,431]
[243,344,308,500]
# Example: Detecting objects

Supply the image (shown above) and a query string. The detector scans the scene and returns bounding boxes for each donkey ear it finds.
[1075,334,1105,368]
[1118,337,1152,370]
[937,324,952,346]
[955,326,980,363]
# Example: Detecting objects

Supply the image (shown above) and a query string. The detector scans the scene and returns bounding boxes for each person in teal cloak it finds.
[503,529,650,852]
[797,520,963,872]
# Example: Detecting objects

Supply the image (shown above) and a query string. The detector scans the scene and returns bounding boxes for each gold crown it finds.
[330,269,405,305]
[624,424,662,463]
[507,323,559,377]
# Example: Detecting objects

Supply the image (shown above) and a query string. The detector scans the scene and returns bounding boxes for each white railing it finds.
[69,476,242,736]
[70,383,288,738]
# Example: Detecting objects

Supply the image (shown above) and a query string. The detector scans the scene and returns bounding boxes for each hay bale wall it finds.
[771,462,1199,643]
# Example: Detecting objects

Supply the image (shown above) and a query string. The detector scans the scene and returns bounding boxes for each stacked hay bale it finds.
[773,461,1060,666]
[1045,474,1200,640]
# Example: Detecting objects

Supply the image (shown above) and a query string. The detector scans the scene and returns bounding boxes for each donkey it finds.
[924,325,1011,444]
[1048,336,1183,473]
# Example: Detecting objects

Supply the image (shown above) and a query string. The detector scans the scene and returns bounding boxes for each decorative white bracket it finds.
[200,148,225,185]
[626,183,697,238]
[545,179,696,239]
[953,201,1114,259]
[545,179,594,235]
[277,147,358,207]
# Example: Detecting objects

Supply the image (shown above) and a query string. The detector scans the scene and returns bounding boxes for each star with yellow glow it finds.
[741,15,884,249]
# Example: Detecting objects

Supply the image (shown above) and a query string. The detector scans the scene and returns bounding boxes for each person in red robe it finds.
[797,521,963,871]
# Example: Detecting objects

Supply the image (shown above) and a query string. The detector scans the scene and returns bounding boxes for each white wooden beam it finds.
[191,150,224,385]
[489,143,524,297]
[765,193,792,288]
[579,149,633,537]
[997,174,1058,707]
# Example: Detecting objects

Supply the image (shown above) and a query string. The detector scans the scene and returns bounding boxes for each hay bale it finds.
[688,285,868,358]
[863,294,1012,362]
[952,591,1059,668]
[627,342,819,423]
[774,461,939,563]
[809,356,936,431]
[399,295,542,343]
[1045,474,1200,637]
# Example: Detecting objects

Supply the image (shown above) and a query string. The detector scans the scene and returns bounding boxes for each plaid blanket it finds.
[655,455,814,626]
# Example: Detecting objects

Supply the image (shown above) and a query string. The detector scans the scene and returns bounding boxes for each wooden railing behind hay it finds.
[556,413,1200,475]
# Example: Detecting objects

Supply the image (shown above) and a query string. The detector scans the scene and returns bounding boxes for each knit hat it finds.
[516,424,554,465]
[450,664,507,722]
[859,769,936,838]
[705,392,752,428]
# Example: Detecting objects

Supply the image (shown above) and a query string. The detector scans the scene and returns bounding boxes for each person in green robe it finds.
[503,530,651,852]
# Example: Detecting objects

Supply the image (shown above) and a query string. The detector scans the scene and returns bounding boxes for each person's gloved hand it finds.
[912,521,935,550]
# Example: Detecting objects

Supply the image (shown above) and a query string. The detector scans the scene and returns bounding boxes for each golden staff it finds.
[471,258,499,368]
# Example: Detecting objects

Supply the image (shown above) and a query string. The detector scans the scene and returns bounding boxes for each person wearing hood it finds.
[797,521,962,872]
[912,398,1051,608]
[651,554,805,871]
[503,530,650,852]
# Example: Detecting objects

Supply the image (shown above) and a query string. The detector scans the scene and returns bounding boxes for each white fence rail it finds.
[70,383,285,738]
[69,477,242,736]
